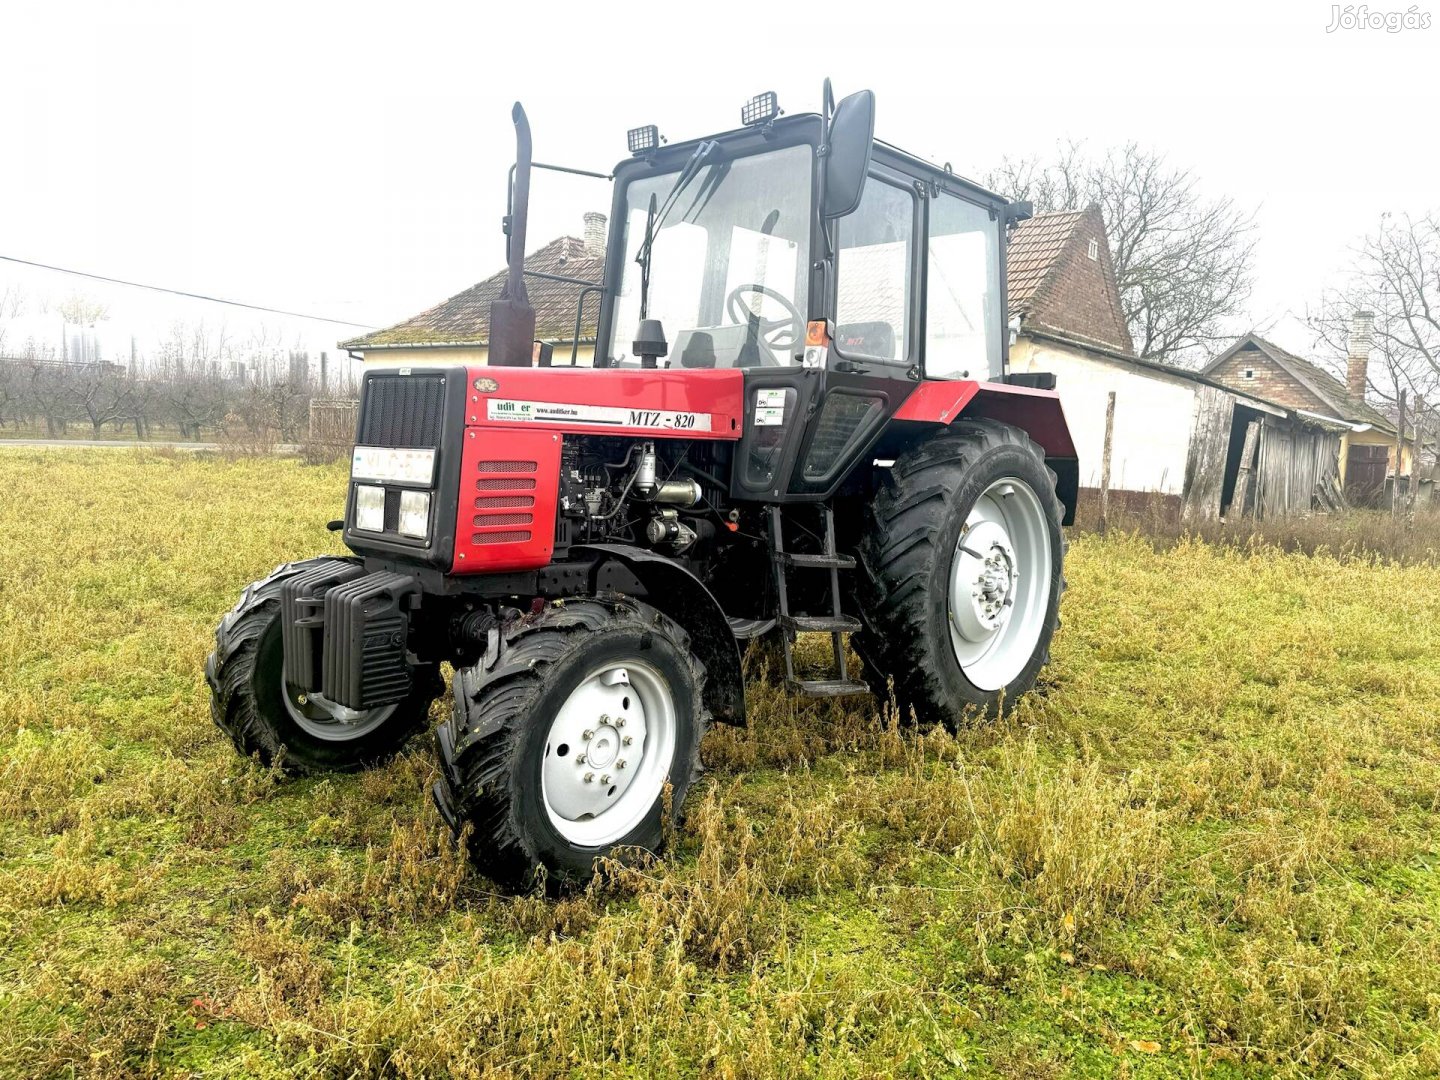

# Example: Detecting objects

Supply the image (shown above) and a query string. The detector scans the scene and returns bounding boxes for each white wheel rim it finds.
[541,659,678,848]
[283,682,397,741]
[947,476,1052,692]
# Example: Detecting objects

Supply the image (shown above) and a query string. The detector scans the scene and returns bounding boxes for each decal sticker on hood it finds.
[486,398,710,432]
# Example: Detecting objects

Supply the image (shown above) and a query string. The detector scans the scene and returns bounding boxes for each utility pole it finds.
[1394,389,1406,515]
[1099,391,1116,534]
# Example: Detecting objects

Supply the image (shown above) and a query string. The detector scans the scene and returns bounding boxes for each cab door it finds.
[788,163,921,497]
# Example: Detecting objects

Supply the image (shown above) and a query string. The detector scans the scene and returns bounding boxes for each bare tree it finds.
[1308,213,1440,398]
[0,284,26,356]
[0,360,21,426]
[1306,213,1440,471]
[986,142,1258,365]
[69,362,131,436]
[155,321,233,438]
[27,362,74,436]
[0,311,331,443]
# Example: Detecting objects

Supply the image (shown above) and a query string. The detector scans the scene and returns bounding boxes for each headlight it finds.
[351,446,437,486]
[354,485,385,532]
[397,490,431,540]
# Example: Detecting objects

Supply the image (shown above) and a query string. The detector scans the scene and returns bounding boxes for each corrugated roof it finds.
[342,235,604,350]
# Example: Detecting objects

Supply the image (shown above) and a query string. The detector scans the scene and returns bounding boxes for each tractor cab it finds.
[599,90,1010,386]
[498,87,1024,501]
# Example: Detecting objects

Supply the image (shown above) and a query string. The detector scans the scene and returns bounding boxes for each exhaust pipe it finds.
[489,102,536,367]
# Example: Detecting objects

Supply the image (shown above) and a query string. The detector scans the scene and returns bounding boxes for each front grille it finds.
[476,459,537,473]
[358,375,446,448]
[472,529,532,545]
[469,457,540,548]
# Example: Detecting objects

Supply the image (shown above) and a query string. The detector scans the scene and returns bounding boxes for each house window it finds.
[1087,238,1099,260]
[1242,368,1255,379]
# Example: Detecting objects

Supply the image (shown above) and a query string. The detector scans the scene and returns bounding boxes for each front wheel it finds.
[434,597,707,892]
[205,558,439,773]
[853,420,1066,727]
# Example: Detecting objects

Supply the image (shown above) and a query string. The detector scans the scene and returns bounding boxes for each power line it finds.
[0,254,378,329]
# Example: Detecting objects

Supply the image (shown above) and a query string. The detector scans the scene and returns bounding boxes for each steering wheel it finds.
[725,283,803,360]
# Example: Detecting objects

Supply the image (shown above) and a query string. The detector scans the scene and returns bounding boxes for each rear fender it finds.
[890,380,1079,525]
[571,543,746,725]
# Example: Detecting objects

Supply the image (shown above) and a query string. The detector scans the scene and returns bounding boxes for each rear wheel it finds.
[205,558,439,773]
[434,597,707,892]
[853,420,1065,727]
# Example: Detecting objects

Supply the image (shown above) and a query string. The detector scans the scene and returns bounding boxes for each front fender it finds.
[571,544,746,725]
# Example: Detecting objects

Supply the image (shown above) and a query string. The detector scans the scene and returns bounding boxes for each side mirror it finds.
[823,89,875,219]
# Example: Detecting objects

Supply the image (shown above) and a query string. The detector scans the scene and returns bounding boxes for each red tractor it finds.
[207,86,1077,890]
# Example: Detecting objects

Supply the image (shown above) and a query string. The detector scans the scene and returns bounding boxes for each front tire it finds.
[205,558,439,774]
[434,596,707,892]
[853,420,1065,727]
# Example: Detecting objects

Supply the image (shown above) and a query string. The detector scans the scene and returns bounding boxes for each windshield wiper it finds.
[636,140,719,319]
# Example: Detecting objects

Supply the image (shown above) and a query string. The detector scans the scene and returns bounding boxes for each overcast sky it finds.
[2,0,1436,369]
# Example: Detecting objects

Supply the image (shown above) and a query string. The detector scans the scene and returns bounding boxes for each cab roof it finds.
[612,112,1009,211]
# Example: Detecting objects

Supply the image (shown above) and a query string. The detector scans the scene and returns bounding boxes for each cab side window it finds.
[925,191,1001,380]
[835,178,914,363]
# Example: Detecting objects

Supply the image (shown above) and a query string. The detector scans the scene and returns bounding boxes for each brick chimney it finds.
[1347,310,1374,400]
[582,212,607,258]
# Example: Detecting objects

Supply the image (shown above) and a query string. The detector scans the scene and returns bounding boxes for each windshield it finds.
[606,143,813,368]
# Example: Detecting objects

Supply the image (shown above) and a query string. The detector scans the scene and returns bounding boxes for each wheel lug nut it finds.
[600,774,611,784]
[582,728,594,740]
[615,717,626,727]
[584,772,594,783]
[599,714,610,724]
[622,736,633,746]
[575,754,586,764]
[616,759,626,769]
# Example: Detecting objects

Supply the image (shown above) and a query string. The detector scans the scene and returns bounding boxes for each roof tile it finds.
[1005,209,1085,316]
[1206,334,1396,431]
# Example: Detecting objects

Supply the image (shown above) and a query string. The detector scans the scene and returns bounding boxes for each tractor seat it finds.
[675,324,761,369]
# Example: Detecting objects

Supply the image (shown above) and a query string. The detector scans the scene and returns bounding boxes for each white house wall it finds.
[1012,337,1198,495]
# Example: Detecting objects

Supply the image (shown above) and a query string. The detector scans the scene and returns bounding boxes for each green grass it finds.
[1,447,1438,1078]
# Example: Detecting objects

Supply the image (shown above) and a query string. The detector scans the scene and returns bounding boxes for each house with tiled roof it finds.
[1201,328,1413,505]
[1003,207,1346,518]
[1006,206,1133,355]
[341,213,607,366]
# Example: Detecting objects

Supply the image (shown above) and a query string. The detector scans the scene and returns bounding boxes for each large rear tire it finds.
[205,558,439,774]
[853,420,1065,727]
[434,596,707,892]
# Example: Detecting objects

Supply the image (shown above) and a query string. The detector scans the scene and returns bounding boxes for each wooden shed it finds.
[1005,210,1343,519]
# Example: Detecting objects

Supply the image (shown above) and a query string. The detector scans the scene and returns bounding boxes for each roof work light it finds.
[627,124,661,154]
[741,91,781,127]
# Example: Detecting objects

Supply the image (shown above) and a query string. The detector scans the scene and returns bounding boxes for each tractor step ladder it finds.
[769,506,869,697]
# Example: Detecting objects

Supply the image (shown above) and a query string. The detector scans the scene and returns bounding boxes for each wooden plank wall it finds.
[1253,420,1342,518]
[1182,385,1236,520]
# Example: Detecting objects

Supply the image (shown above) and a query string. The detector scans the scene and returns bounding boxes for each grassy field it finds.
[1,448,1439,1079]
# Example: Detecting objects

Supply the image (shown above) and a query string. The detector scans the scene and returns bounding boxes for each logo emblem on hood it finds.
[474,377,500,393]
